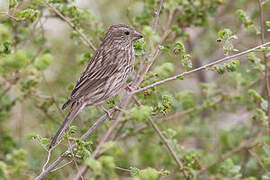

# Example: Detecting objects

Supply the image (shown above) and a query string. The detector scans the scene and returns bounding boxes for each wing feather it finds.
[62,49,120,109]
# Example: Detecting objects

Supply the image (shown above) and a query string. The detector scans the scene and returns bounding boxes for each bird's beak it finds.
[133,31,143,41]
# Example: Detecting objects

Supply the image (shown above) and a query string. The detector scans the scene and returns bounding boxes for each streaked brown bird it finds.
[49,24,143,149]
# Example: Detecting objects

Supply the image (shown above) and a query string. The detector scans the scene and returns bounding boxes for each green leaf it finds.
[98,156,115,170]
[142,26,153,37]
[130,167,140,177]
[177,75,184,80]
[15,8,40,22]
[128,105,152,122]
[26,133,39,140]
[176,91,195,110]
[99,141,118,154]
[153,62,174,77]
[0,25,11,41]
[173,41,186,55]
[84,157,102,175]
[263,145,270,156]
[5,50,29,69]
[9,0,18,9]
[181,54,192,69]
[138,168,159,180]
[76,52,92,65]
[0,41,12,55]
[265,21,270,28]
[34,53,54,70]
[218,158,242,178]
[162,128,177,139]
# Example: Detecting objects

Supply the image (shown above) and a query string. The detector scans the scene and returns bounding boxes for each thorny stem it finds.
[133,99,189,178]
[148,117,189,179]
[134,0,163,83]
[34,112,110,180]
[74,0,165,179]
[33,2,270,179]
[119,97,223,140]
[257,0,270,136]
[39,74,85,180]
[44,1,97,51]
[198,133,261,174]
[34,41,270,180]
[132,41,270,95]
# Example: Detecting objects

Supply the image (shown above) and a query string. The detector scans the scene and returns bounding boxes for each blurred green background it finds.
[0,0,270,179]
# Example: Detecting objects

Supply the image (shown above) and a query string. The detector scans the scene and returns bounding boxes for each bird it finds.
[49,24,143,149]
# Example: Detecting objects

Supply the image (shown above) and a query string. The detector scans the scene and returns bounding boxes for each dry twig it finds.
[44,1,97,51]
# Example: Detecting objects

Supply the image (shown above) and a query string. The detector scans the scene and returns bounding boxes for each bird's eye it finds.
[124,31,130,35]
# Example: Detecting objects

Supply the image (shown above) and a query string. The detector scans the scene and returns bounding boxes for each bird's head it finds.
[104,24,143,45]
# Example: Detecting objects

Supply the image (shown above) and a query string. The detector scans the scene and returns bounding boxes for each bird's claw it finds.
[125,83,135,92]
[105,110,113,119]
[100,105,113,119]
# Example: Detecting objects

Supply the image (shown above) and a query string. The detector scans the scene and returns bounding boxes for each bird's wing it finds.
[62,50,120,109]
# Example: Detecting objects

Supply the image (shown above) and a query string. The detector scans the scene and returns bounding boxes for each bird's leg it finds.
[114,105,126,113]
[125,82,135,92]
[99,105,113,119]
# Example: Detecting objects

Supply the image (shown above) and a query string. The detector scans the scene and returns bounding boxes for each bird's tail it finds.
[49,102,82,150]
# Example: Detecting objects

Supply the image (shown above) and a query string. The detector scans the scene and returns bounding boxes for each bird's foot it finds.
[125,83,136,92]
[114,105,126,113]
[100,105,113,119]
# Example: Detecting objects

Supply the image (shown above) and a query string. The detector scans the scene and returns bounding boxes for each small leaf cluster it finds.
[210,60,240,74]
[217,29,238,55]
[173,41,192,70]
[236,9,259,34]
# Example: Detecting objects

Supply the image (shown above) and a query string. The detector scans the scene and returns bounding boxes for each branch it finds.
[74,0,165,178]
[148,117,189,179]
[119,97,223,140]
[34,4,270,179]
[134,0,163,83]
[0,84,11,99]
[198,132,261,174]
[33,111,111,180]
[257,0,270,136]
[0,12,20,21]
[132,41,270,95]
[44,1,97,51]
[129,94,189,178]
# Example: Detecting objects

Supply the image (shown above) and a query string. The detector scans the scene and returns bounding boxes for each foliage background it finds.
[0,0,270,179]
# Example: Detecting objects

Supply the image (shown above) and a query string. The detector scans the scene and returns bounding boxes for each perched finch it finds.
[49,24,143,149]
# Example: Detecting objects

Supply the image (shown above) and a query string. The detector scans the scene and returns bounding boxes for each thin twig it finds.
[30,44,269,179]
[50,161,73,172]
[35,25,270,180]
[44,1,97,51]
[134,0,163,83]
[0,85,11,99]
[248,149,267,172]
[115,166,131,172]
[41,73,85,179]
[33,110,111,180]
[198,133,261,174]
[132,96,189,178]
[119,97,223,140]
[42,150,52,172]
[262,0,270,5]
[0,12,20,21]
[148,117,189,179]
[66,131,85,180]
[257,0,270,136]
[132,41,270,95]
[34,10,270,180]
[73,95,131,179]
[74,0,165,179]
